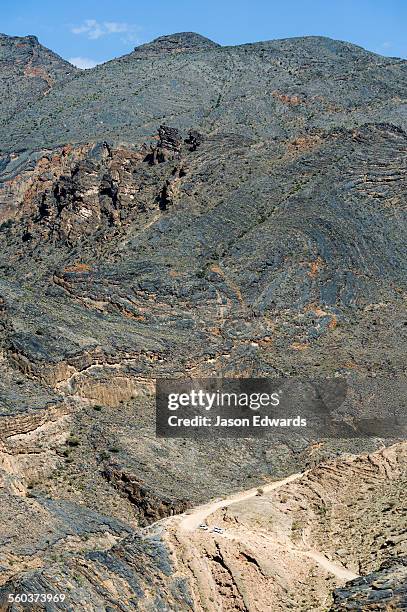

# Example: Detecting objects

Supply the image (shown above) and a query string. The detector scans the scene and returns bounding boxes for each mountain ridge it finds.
[1,31,407,155]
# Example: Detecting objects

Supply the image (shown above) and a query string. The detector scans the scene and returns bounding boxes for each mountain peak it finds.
[133,32,220,55]
[0,33,39,44]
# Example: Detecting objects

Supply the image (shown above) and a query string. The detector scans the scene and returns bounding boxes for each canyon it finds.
[0,31,405,610]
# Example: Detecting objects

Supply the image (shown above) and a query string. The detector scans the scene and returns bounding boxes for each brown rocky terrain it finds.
[0,442,404,610]
[162,442,406,611]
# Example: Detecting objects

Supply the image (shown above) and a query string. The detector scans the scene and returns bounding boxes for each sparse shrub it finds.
[66,435,80,447]
[0,219,14,231]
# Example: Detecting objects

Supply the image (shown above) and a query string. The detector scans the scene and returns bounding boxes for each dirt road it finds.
[174,470,359,582]
[179,472,303,532]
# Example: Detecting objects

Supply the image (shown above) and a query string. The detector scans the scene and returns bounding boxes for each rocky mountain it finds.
[0,33,77,127]
[133,31,221,55]
[2,32,407,153]
[0,32,405,610]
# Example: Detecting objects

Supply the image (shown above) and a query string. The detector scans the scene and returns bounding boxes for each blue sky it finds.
[2,0,407,67]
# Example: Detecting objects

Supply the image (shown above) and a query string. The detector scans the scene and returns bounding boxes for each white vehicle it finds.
[198,524,208,530]
[211,526,224,534]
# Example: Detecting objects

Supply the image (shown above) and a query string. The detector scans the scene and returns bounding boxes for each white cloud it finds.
[71,19,140,42]
[69,56,99,69]
[104,22,129,34]
[71,19,103,40]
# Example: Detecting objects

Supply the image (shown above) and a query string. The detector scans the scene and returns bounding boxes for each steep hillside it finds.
[0,32,405,611]
[0,34,77,126]
[1,33,407,152]
[165,442,406,611]
[0,443,405,610]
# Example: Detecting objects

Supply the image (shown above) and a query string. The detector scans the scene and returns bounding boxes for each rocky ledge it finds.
[331,556,407,610]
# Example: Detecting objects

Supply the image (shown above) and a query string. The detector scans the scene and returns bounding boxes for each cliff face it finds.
[0,32,406,610]
[1,123,405,383]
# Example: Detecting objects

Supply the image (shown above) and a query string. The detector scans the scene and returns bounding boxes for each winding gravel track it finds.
[176,470,359,581]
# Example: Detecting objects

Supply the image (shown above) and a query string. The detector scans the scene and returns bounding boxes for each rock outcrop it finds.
[331,557,407,610]
[132,31,221,56]
[148,125,183,164]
